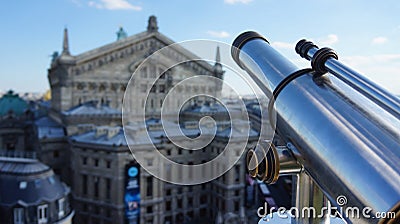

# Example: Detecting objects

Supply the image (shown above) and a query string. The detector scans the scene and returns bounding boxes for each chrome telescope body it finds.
[295,39,400,119]
[232,32,400,223]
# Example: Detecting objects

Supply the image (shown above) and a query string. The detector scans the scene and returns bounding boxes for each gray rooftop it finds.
[0,157,50,175]
[71,126,128,147]
[71,117,259,147]
[0,157,70,207]
[62,101,121,116]
[35,116,65,139]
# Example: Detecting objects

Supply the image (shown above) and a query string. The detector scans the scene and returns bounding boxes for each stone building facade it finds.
[38,15,258,224]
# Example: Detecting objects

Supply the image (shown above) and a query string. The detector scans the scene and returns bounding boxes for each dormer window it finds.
[19,181,27,189]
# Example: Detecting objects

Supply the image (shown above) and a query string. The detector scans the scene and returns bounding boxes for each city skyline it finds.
[1,0,399,95]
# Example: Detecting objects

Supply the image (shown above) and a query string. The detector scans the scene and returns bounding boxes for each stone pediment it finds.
[60,31,215,76]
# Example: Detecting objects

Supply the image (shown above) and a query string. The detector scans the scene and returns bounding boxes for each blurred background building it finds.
[0,157,74,224]
[0,16,291,224]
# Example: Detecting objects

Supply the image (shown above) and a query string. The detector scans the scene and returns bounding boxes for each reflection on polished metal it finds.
[296,39,400,119]
[246,141,278,183]
[246,143,302,183]
[233,31,400,223]
[276,146,302,176]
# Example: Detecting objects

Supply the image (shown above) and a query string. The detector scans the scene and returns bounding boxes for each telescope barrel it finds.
[296,40,400,119]
[232,31,400,223]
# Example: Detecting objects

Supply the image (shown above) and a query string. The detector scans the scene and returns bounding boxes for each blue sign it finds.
[125,163,140,224]
[128,167,138,177]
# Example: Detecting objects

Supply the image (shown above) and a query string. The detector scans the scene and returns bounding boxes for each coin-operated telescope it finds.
[232,31,400,224]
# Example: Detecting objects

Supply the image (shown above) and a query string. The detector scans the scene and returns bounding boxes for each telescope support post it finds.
[293,172,331,224]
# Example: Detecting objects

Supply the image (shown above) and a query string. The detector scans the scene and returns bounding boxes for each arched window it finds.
[99,84,106,92]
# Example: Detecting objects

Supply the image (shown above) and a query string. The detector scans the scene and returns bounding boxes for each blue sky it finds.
[0,0,399,95]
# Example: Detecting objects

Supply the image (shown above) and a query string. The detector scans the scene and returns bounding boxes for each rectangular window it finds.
[94,177,99,198]
[58,198,65,218]
[106,178,111,199]
[94,159,99,167]
[164,216,172,224]
[94,206,100,215]
[37,204,48,224]
[146,206,153,214]
[82,157,87,165]
[13,208,24,224]
[82,174,88,195]
[150,99,154,108]
[235,165,240,182]
[53,150,59,158]
[140,67,148,78]
[200,208,207,216]
[146,177,153,197]
[188,197,193,207]
[106,160,111,169]
[106,209,112,218]
[165,201,171,211]
[140,84,147,93]
[200,195,207,204]
[83,203,88,212]
[235,201,240,212]
[150,66,156,78]
[159,85,165,93]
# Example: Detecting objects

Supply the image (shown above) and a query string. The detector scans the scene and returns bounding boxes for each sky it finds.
[0,0,399,95]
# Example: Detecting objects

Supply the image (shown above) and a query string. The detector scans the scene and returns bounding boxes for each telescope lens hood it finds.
[231,31,269,68]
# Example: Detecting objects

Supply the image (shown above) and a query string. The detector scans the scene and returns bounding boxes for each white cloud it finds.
[70,0,83,7]
[319,34,339,45]
[88,0,142,10]
[207,30,231,38]
[341,54,400,95]
[271,41,294,50]
[372,36,388,44]
[224,0,253,4]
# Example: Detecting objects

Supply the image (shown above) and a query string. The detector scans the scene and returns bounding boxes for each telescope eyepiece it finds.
[295,39,317,59]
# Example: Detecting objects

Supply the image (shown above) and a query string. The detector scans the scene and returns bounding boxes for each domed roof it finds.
[0,90,28,116]
[0,157,70,207]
